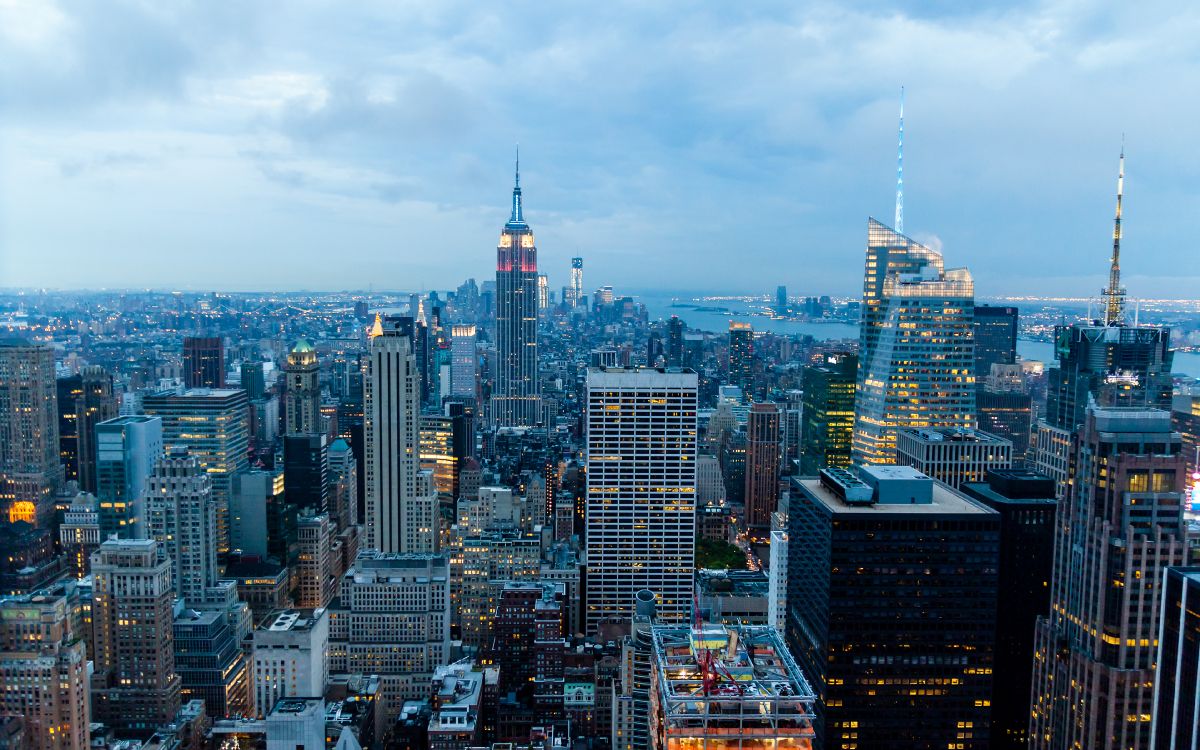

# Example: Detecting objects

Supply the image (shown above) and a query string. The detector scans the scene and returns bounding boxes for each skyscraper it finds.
[143,388,249,553]
[363,317,438,553]
[743,402,781,531]
[145,452,221,607]
[57,365,117,493]
[284,339,321,434]
[95,415,163,539]
[775,284,788,314]
[799,353,857,475]
[283,433,330,514]
[973,305,1018,377]
[449,324,478,400]
[569,256,583,307]
[182,336,225,389]
[1030,407,1187,750]
[787,466,999,749]
[666,317,684,368]
[585,367,697,630]
[727,321,754,392]
[1151,567,1200,750]
[852,219,976,465]
[492,157,541,427]
[90,538,181,738]
[0,339,63,527]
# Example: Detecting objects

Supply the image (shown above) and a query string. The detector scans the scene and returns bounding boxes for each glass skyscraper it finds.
[852,218,976,465]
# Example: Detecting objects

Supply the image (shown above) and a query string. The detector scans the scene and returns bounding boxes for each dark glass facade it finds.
[282,433,329,514]
[799,354,857,475]
[182,336,225,389]
[1152,567,1200,750]
[973,305,1018,377]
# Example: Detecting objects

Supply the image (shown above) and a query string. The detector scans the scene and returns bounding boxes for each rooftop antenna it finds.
[1102,140,1126,326]
[895,86,904,233]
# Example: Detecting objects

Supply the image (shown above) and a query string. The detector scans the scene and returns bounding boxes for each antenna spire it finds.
[1102,144,1126,326]
[895,86,904,233]
[510,145,524,224]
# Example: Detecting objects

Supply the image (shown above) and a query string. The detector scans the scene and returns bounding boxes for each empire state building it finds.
[492,156,541,426]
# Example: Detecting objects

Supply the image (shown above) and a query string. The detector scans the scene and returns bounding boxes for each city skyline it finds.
[2,3,1199,297]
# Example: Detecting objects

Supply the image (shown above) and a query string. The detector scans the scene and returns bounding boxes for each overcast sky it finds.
[1,1,1198,298]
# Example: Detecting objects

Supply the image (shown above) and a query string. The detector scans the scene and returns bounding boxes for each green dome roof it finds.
[291,339,315,354]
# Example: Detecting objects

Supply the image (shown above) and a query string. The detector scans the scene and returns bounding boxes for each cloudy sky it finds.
[1,1,1197,298]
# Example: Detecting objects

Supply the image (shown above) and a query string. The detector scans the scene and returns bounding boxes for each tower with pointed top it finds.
[492,153,542,427]
[1103,149,1126,326]
[895,86,904,233]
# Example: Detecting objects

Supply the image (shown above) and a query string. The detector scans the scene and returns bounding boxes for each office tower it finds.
[960,470,1057,750]
[294,513,334,609]
[493,157,541,427]
[328,551,451,719]
[489,582,567,728]
[172,608,250,718]
[767,528,787,632]
[744,402,781,531]
[282,433,329,514]
[973,305,1018,377]
[1035,153,1173,496]
[57,366,117,493]
[1152,567,1200,749]
[585,367,697,630]
[537,273,549,310]
[449,324,478,399]
[799,353,856,476]
[666,317,683,368]
[363,319,438,553]
[895,427,1013,488]
[231,469,281,558]
[0,581,90,750]
[95,415,163,539]
[145,452,221,607]
[727,321,754,392]
[90,538,182,738]
[569,257,583,307]
[328,438,358,531]
[252,609,329,719]
[1031,407,1187,750]
[59,492,102,578]
[284,340,321,434]
[775,284,788,314]
[143,388,249,553]
[648,624,816,750]
[455,530,541,648]
[852,219,976,465]
[182,336,225,388]
[788,466,999,749]
[977,387,1034,461]
[241,361,266,400]
[0,339,63,526]
[646,332,665,367]
[420,413,469,505]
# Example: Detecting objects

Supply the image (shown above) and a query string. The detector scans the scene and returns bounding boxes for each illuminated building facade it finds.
[743,402,781,530]
[145,453,222,607]
[449,324,477,399]
[0,339,63,526]
[787,466,999,749]
[182,336,224,389]
[95,415,162,539]
[493,159,541,427]
[284,339,320,434]
[569,256,584,307]
[56,365,117,494]
[799,353,857,475]
[852,219,976,465]
[585,367,697,631]
[895,426,1013,489]
[1030,407,1187,750]
[420,413,469,506]
[727,321,754,393]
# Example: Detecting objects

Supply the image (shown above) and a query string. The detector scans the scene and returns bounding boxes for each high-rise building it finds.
[90,538,182,738]
[363,318,438,553]
[787,466,999,749]
[94,415,163,539]
[282,433,329,514]
[727,322,754,392]
[960,470,1057,750]
[585,367,697,630]
[493,159,541,427]
[182,336,225,389]
[973,305,1018,377]
[1034,153,1174,498]
[0,339,63,526]
[895,427,1013,489]
[252,609,329,719]
[284,340,321,434]
[57,366,117,493]
[295,514,334,609]
[59,492,102,578]
[0,581,90,750]
[977,386,1034,461]
[145,452,223,607]
[775,285,788,314]
[143,388,249,553]
[852,219,976,465]
[743,402,781,531]
[455,530,541,648]
[537,273,550,310]
[569,257,583,308]
[799,353,857,476]
[648,624,816,750]
[172,607,250,719]
[666,317,683,368]
[449,324,478,400]
[419,413,469,506]
[1151,567,1200,750]
[328,551,451,720]
[1030,407,1187,750]
[241,361,266,400]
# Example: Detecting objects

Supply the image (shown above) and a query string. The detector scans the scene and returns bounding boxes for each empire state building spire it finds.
[509,145,524,225]
[1102,147,1126,326]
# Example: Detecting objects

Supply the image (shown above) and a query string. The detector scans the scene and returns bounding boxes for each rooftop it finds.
[794,473,994,516]
[898,427,1009,445]
[258,608,325,632]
